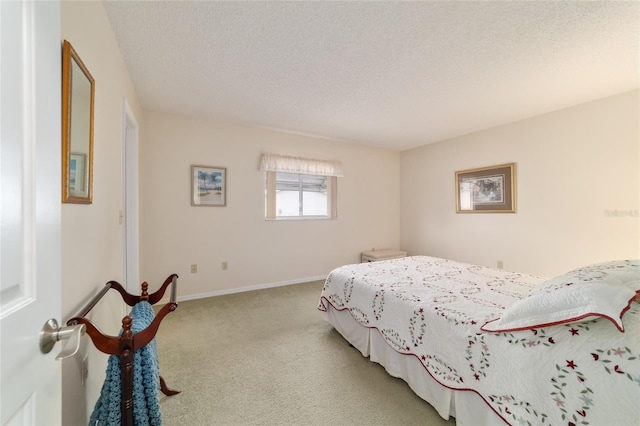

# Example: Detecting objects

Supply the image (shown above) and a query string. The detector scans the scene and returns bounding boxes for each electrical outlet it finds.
[190,264,197,273]
[497,260,504,269]
[222,261,228,270]
[81,355,89,386]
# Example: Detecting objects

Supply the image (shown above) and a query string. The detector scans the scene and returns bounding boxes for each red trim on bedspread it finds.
[318,296,512,425]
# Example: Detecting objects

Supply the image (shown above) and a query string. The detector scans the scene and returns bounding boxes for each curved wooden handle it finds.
[147,274,179,305]
[132,302,178,351]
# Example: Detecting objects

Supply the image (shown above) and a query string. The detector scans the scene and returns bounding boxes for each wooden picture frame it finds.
[191,165,226,206]
[62,40,94,204]
[455,163,516,213]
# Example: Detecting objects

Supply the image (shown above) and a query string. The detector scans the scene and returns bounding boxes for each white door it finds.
[123,100,140,293]
[1,1,62,424]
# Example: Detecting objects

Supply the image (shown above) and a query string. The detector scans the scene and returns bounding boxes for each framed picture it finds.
[68,153,87,196]
[455,163,516,213]
[191,165,226,206]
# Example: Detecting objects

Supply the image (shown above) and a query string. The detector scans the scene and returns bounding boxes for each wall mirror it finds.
[62,40,94,204]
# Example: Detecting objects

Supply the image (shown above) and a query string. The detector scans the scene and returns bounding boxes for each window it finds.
[265,172,337,219]
[260,154,342,220]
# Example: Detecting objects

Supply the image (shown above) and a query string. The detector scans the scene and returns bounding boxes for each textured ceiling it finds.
[102,1,639,151]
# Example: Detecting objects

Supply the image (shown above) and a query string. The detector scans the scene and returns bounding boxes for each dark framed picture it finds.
[191,165,226,206]
[455,163,516,213]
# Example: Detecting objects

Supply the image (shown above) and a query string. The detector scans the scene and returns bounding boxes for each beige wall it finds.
[140,112,401,299]
[61,2,143,424]
[59,3,638,423]
[400,90,640,277]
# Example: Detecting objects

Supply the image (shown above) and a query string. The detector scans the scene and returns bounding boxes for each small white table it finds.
[361,249,407,263]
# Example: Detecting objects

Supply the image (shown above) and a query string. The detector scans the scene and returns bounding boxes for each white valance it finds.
[259,153,344,177]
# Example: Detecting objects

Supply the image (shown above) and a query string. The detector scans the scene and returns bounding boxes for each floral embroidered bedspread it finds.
[318,256,640,426]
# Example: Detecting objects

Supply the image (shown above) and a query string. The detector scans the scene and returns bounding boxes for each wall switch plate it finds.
[190,264,197,273]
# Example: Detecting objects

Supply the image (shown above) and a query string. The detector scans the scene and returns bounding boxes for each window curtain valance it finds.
[259,153,344,177]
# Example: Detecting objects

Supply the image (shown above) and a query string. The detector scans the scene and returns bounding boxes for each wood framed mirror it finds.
[62,40,94,204]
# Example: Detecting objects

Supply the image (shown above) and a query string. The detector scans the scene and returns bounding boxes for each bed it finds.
[318,256,640,425]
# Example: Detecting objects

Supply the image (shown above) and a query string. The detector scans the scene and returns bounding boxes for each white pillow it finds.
[481,260,640,333]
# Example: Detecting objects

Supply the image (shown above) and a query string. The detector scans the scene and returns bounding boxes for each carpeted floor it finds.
[156,280,456,425]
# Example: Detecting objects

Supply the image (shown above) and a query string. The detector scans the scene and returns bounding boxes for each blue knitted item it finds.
[89,302,162,426]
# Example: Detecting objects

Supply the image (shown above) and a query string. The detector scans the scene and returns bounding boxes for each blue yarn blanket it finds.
[89,301,162,426]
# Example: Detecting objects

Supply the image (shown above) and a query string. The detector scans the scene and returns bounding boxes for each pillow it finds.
[481,260,640,333]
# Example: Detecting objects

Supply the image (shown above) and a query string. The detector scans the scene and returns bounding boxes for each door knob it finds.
[39,318,86,360]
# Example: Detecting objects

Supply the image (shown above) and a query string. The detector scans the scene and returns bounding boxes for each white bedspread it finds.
[318,256,640,425]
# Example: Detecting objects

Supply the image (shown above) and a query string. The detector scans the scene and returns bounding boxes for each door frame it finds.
[122,99,140,293]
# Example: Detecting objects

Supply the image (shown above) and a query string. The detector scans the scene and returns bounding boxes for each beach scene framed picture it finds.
[455,163,516,213]
[191,165,226,206]
[68,152,87,197]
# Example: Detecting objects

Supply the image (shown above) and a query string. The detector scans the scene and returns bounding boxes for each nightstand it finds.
[361,249,407,263]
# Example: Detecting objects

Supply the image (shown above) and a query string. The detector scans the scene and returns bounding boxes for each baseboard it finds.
[177,275,327,302]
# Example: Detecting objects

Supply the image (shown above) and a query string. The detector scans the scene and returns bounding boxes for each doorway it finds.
[123,99,139,293]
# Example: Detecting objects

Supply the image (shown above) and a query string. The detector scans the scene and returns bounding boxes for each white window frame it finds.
[265,171,337,220]
[260,154,342,221]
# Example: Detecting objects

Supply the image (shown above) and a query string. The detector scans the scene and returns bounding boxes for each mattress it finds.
[318,256,640,425]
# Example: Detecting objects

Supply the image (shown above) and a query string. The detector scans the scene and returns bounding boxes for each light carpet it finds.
[156,280,456,425]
